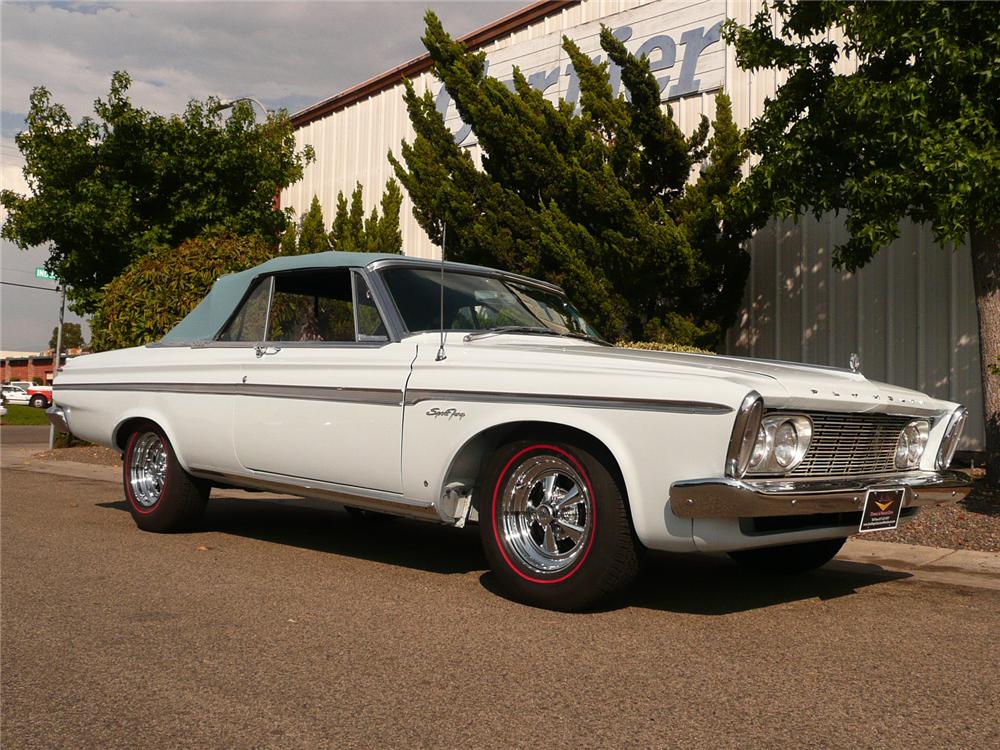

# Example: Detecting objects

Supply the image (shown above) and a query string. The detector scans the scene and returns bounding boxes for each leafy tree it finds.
[297,196,330,254]
[722,1,1000,477]
[329,180,403,253]
[89,233,275,351]
[389,12,751,346]
[49,322,84,351]
[1,71,313,314]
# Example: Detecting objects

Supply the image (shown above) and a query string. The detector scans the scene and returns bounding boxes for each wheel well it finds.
[443,421,628,511]
[113,416,156,452]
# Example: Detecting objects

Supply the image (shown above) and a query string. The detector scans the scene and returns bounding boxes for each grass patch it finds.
[1,403,50,426]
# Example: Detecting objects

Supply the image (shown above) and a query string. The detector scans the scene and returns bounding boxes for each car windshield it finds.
[380,267,603,341]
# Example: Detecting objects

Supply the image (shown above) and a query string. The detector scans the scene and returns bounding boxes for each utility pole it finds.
[48,285,66,450]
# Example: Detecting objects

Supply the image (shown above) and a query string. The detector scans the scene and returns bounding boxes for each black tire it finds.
[122,421,208,533]
[728,537,847,574]
[29,394,48,408]
[479,437,639,611]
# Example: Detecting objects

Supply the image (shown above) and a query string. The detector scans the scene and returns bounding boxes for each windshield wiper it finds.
[463,326,561,342]
[463,326,610,346]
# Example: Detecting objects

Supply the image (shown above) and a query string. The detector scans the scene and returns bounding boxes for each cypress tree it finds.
[390,12,752,346]
[296,195,328,254]
[279,222,297,255]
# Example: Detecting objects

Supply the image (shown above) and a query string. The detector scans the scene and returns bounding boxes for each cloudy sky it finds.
[0,0,522,352]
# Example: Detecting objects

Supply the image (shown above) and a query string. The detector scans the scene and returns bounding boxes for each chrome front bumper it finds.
[46,405,69,434]
[669,471,972,519]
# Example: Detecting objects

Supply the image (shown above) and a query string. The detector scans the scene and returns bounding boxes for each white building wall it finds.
[283,0,982,448]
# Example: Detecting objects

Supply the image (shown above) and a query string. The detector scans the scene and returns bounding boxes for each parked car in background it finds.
[25,385,53,409]
[48,252,972,610]
[2,384,30,405]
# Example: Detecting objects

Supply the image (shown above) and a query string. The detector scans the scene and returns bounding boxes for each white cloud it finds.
[2,1,525,122]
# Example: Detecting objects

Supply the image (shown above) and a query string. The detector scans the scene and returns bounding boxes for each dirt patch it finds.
[34,445,121,467]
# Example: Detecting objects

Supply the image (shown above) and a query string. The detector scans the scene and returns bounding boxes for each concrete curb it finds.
[5,447,999,588]
[837,538,1000,591]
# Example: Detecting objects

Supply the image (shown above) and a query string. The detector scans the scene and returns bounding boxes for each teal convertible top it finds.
[161,251,401,343]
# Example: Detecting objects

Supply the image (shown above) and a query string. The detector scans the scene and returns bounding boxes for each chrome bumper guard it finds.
[670,471,972,519]
[46,405,69,434]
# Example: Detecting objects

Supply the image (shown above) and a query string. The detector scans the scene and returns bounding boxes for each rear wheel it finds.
[29,394,48,408]
[728,537,847,574]
[123,422,208,532]
[479,437,639,611]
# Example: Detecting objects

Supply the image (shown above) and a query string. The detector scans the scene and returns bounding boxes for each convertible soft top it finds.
[161,251,400,344]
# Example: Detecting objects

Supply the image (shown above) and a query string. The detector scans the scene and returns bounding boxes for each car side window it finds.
[217,277,271,342]
[267,269,356,342]
[353,274,388,341]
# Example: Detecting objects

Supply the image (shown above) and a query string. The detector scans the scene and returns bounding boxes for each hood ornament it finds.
[848,353,861,373]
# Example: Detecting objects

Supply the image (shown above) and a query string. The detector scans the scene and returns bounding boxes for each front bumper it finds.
[670,471,971,519]
[47,405,69,434]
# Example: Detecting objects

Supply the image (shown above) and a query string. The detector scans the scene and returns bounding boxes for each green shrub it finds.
[90,233,275,352]
[615,340,715,355]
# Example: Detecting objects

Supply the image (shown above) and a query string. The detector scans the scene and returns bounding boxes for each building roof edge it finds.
[290,0,580,129]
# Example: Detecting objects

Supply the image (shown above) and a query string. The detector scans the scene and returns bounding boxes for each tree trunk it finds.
[970,223,1000,484]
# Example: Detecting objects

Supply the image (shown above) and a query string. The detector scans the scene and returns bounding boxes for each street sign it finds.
[35,267,57,281]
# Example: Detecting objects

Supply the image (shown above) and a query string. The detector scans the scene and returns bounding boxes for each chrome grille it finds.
[782,412,917,477]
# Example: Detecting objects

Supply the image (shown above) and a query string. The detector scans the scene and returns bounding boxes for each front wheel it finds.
[479,437,639,611]
[728,537,847,574]
[123,422,208,532]
[29,394,48,408]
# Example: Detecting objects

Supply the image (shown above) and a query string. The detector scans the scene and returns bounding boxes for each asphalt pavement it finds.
[3,465,999,749]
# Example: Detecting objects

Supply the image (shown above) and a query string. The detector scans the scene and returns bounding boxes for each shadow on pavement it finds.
[98,494,487,576]
[99,493,911,613]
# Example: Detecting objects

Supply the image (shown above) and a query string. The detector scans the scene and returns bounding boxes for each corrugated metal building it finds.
[283,0,983,449]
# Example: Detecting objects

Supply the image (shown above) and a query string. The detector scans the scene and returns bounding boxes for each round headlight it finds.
[773,421,799,467]
[746,414,812,474]
[895,419,930,469]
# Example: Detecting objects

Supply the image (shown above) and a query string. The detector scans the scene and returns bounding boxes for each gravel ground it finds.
[878,470,1000,553]
[34,448,1000,551]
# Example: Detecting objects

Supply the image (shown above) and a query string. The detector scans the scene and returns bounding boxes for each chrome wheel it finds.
[129,432,168,508]
[499,454,592,575]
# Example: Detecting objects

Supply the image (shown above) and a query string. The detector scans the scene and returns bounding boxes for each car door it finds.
[232,268,411,493]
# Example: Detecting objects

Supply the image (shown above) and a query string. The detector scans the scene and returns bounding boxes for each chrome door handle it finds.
[254,344,282,358]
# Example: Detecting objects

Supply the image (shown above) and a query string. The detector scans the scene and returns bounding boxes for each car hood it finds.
[444,334,947,416]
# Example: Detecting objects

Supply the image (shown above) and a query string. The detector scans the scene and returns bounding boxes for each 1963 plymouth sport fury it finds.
[49,252,972,610]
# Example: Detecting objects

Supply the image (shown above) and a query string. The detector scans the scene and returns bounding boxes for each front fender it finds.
[401,397,738,552]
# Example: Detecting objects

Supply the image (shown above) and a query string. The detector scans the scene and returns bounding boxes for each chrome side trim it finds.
[55,382,403,406]
[404,388,733,415]
[189,468,442,522]
[669,470,972,519]
[239,384,401,405]
[55,383,731,413]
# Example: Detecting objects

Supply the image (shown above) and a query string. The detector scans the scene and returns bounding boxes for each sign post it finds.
[48,281,66,450]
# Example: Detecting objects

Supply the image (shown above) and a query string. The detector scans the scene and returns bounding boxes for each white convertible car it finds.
[49,252,971,610]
